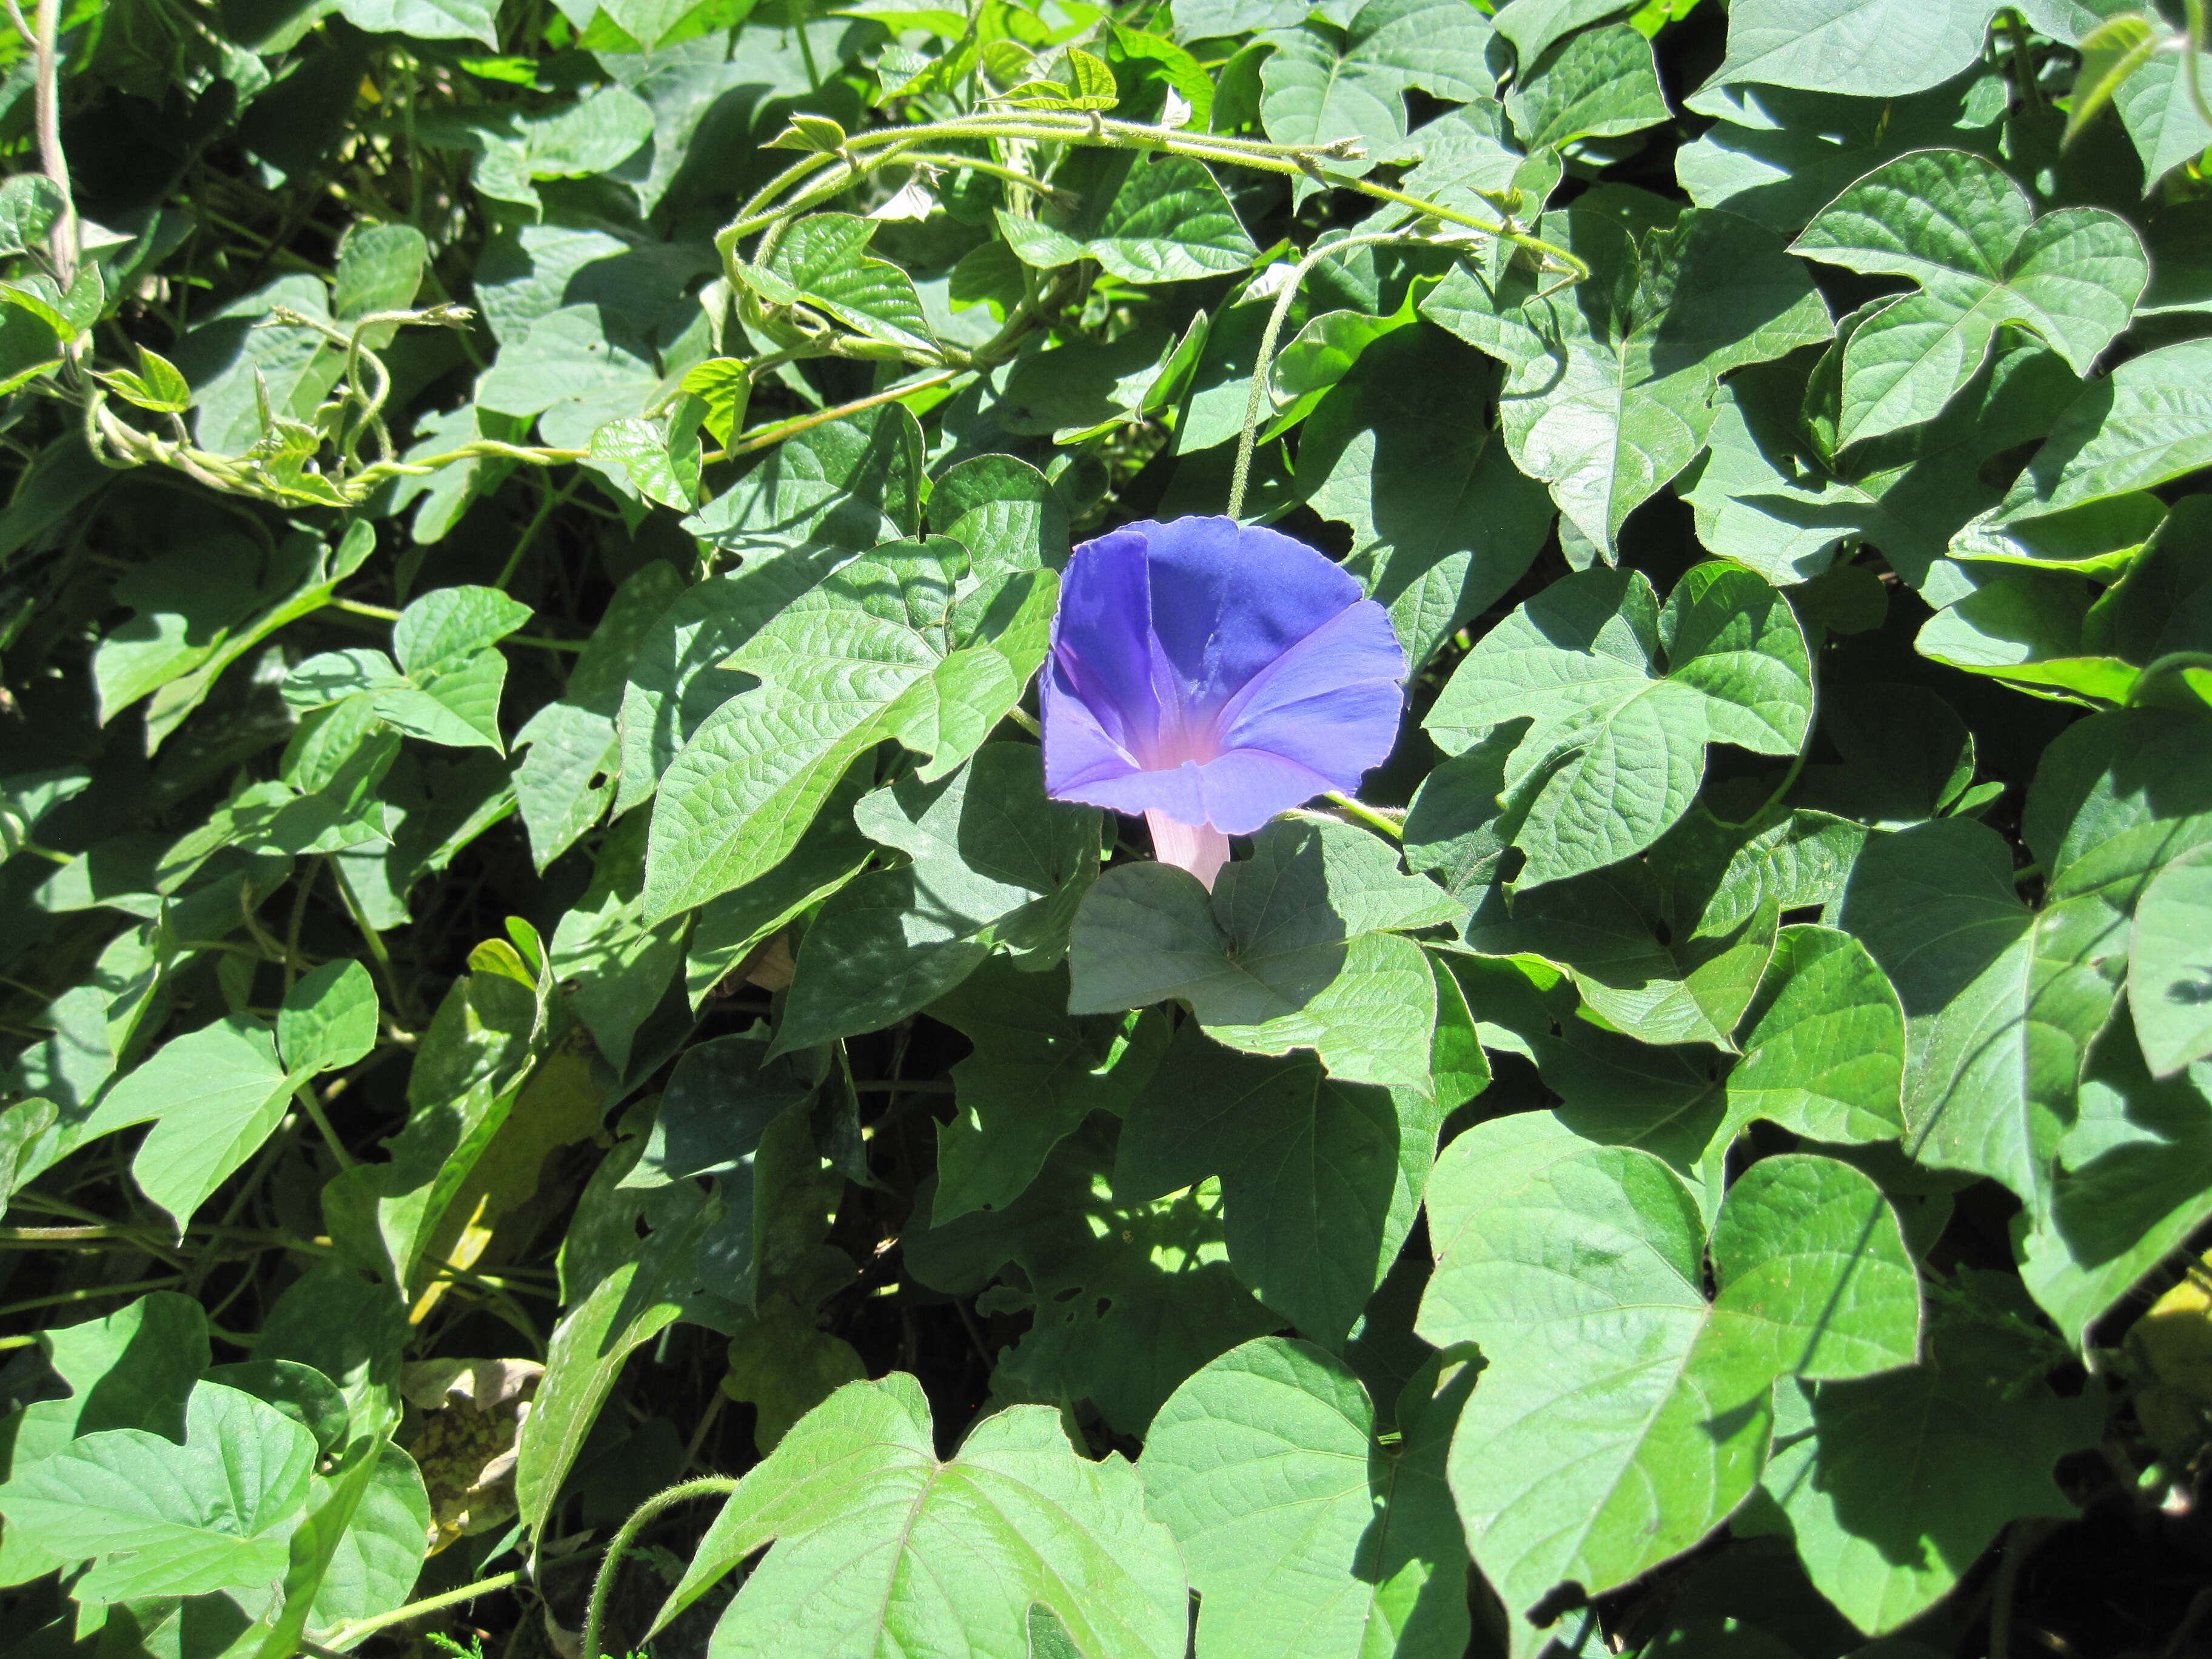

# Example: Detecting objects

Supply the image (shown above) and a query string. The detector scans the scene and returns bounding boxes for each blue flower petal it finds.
[1133,516,1369,711]
[1048,526,1163,761]
[1041,515,1409,841]
[1216,598,1406,795]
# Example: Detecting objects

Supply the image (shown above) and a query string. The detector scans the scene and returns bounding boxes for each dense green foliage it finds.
[0,0,2208,1655]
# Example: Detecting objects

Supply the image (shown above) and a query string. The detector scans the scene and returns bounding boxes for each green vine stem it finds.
[79,303,552,506]
[713,111,1587,282]
[1321,790,1406,841]
[2188,0,2212,132]
[1225,229,1419,521]
[700,111,1587,526]
[309,1547,607,1652]
[30,0,75,285]
[580,1475,742,1659]
[320,1569,530,1650]
[2003,8,2045,112]
[723,365,963,459]
[1709,740,1812,831]
[72,96,1587,517]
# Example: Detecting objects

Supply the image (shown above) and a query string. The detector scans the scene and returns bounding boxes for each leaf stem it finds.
[284,856,320,996]
[1987,1518,2059,1658]
[241,885,313,973]
[789,0,822,87]
[327,595,402,624]
[292,1082,356,1170]
[0,1276,184,1319]
[497,472,578,591]
[321,1567,531,1647]
[2188,0,2212,129]
[1711,742,1812,831]
[901,149,1071,204]
[2003,8,2045,112]
[723,367,962,458]
[328,860,415,1032]
[581,1476,742,1659]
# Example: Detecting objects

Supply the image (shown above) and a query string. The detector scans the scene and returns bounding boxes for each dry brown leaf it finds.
[401,1357,545,1553]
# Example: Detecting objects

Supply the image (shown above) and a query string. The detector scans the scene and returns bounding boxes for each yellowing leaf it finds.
[407,1033,603,1325]
[2131,1255,2212,1462]
[400,1358,544,1553]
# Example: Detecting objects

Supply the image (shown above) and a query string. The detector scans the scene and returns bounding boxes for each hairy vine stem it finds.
[712,110,1586,281]
[30,0,75,284]
[320,1564,540,1649]
[1225,229,1422,521]
[1321,790,1406,841]
[56,57,1589,525]
[725,364,963,458]
[580,1475,742,1659]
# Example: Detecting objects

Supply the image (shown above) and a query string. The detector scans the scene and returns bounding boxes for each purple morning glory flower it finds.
[1041,515,1407,890]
